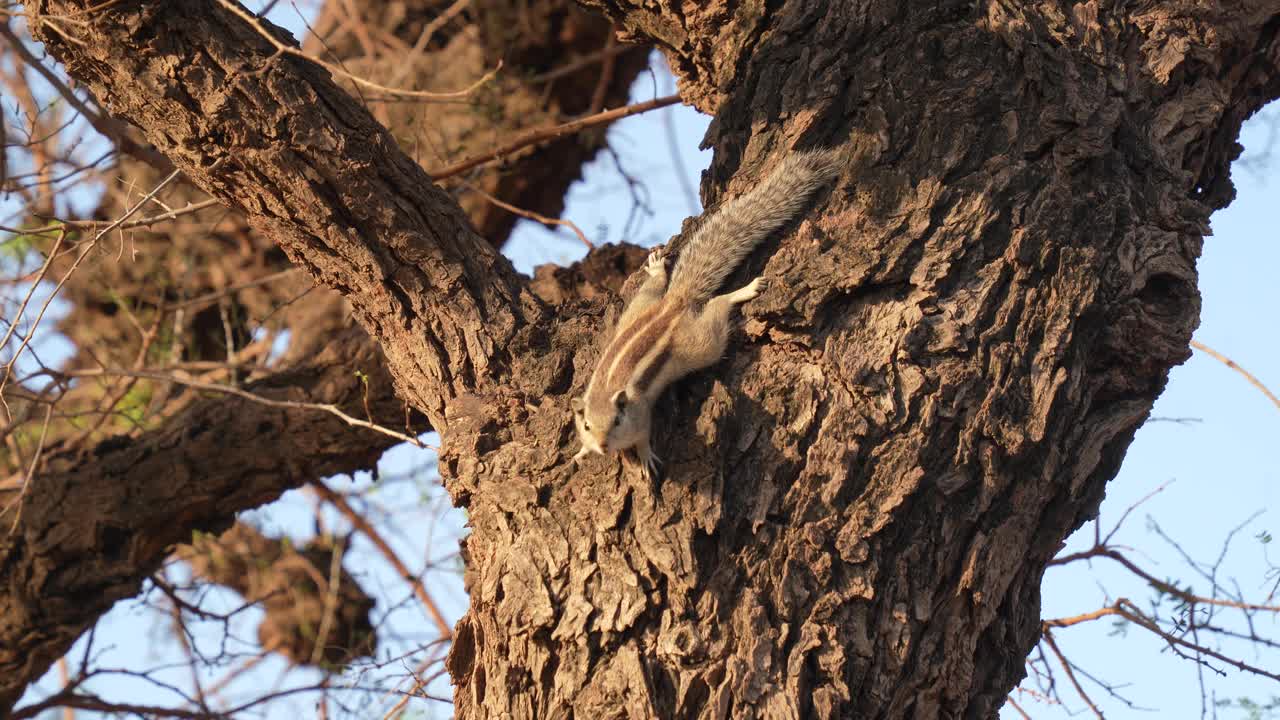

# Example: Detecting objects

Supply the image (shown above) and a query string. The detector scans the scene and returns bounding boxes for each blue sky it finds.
[1023,104,1280,717]
[8,6,1280,717]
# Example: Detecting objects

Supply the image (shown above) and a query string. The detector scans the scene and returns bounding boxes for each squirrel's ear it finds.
[570,396,584,413]
[611,389,628,412]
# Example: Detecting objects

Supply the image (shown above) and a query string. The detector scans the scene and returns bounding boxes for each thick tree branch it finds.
[0,328,414,709]
[26,0,538,425]
[0,234,644,711]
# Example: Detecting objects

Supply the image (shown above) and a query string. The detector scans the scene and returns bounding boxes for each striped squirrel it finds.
[571,147,845,478]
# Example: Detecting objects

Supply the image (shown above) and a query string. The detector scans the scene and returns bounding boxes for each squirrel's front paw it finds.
[644,247,668,277]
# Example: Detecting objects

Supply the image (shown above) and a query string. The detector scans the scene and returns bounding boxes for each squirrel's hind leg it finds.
[677,276,766,369]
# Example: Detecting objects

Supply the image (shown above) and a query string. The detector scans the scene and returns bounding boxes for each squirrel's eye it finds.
[583,421,591,431]
[613,415,622,427]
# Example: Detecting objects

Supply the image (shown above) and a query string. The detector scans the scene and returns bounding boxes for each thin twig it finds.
[0,22,173,171]
[58,199,220,233]
[1190,339,1280,412]
[203,653,269,702]
[164,571,209,712]
[463,183,592,249]
[382,653,451,719]
[526,44,634,85]
[215,0,500,100]
[65,307,163,446]
[1114,599,1280,682]
[429,94,681,180]
[0,228,66,404]
[1,168,184,397]
[383,0,471,89]
[1005,696,1032,720]
[310,482,453,640]
[3,199,222,238]
[49,367,427,448]
[588,31,617,115]
[1042,606,1122,629]
[1050,547,1280,613]
[217,299,238,386]
[162,268,301,312]
[3,403,51,532]
[1042,629,1106,719]
[308,536,346,667]
[55,658,74,720]
[1100,479,1173,546]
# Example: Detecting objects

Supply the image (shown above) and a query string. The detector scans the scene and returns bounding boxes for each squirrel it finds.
[570,147,846,479]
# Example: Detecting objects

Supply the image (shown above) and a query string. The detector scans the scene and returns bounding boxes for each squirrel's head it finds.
[571,388,648,460]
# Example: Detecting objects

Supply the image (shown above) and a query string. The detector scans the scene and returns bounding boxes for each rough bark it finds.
[0,237,640,711]
[4,0,1278,718]
[449,2,1280,718]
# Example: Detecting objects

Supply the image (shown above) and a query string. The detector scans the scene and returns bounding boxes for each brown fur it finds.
[572,148,846,478]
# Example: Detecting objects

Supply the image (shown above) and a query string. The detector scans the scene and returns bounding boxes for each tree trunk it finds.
[449,2,1279,716]
[6,0,1278,717]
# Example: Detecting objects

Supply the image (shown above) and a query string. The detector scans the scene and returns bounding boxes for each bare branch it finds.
[429,94,681,180]
[310,481,453,640]
[213,0,502,100]
[1190,339,1280,412]
[463,183,593,249]
[1041,629,1106,719]
[0,328,421,708]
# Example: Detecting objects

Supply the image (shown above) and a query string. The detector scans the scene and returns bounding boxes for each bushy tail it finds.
[667,147,845,303]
